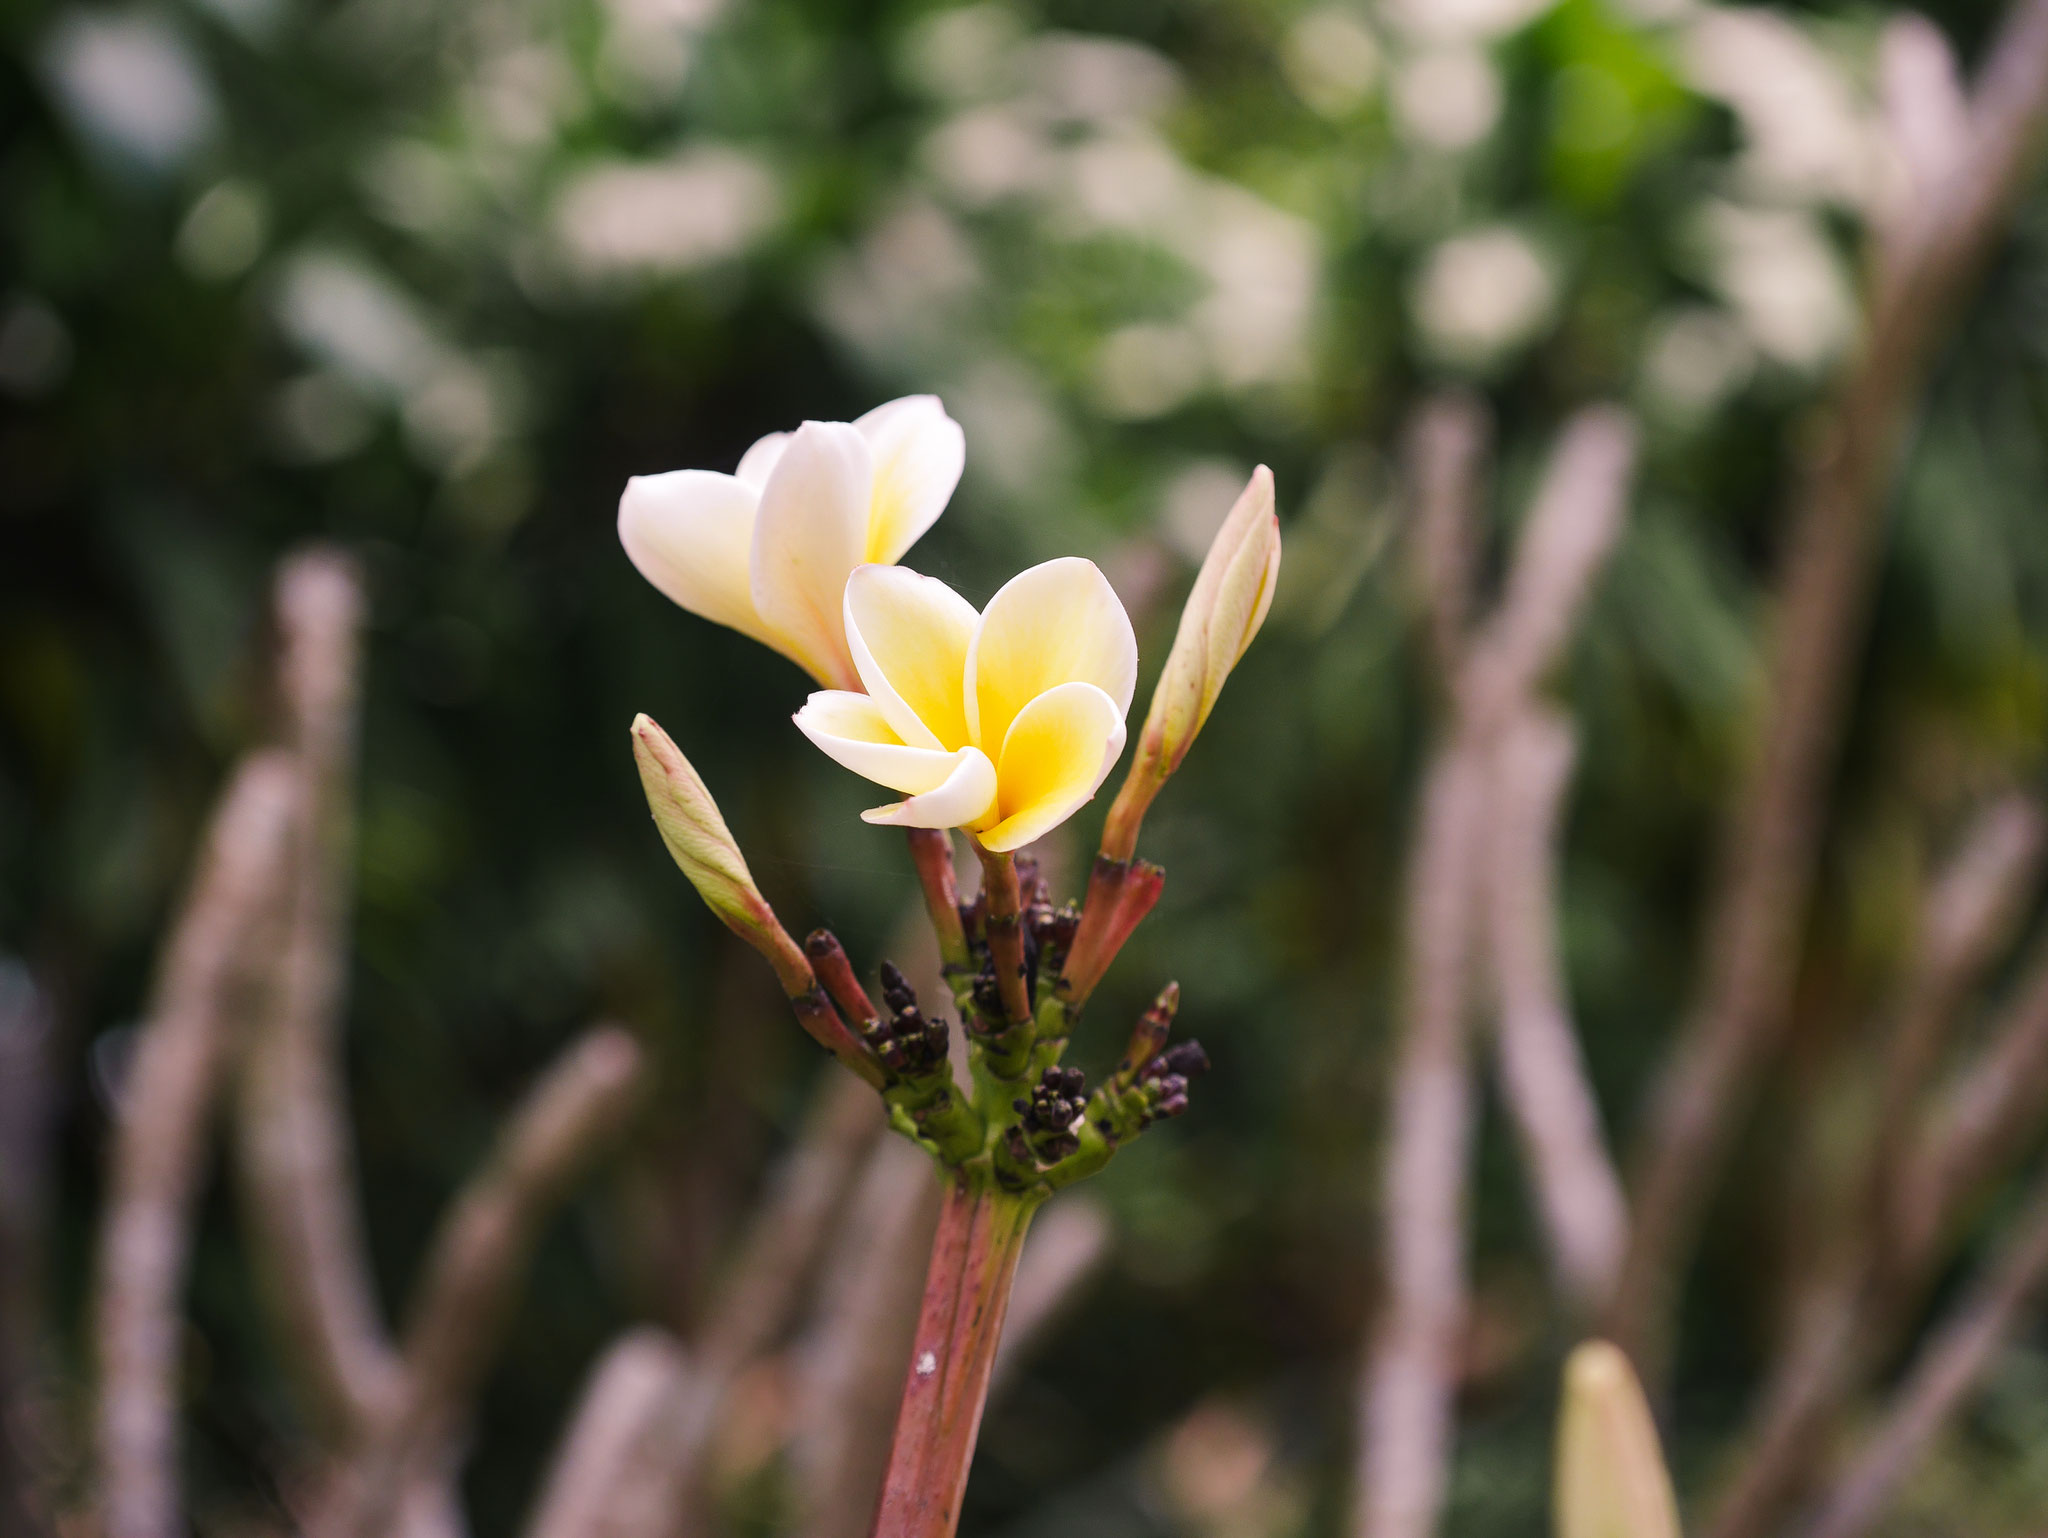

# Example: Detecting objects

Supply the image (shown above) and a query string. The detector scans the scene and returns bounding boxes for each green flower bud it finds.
[630,713,809,993]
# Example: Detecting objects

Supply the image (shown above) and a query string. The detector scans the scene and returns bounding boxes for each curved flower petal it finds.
[844,565,978,753]
[735,430,791,490]
[978,681,1127,853]
[860,746,999,831]
[965,557,1138,753]
[792,691,964,796]
[617,470,775,647]
[751,421,874,689]
[855,395,966,565]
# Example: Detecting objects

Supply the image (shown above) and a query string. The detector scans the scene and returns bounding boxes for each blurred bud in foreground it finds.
[1554,1340,1681,1538]
[1104,466,1280,860]
[630,713,809,992]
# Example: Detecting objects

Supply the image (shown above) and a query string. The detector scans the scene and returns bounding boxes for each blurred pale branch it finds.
[85,549,649,1538]
[1805,1165,2048,1538]
[523,1331,696,1538]
[1358,399,1636,1538]
[1872,795,2048,1251]
[1610,0,2048,1384]
[315,1026,645,1538]
[1485,710,1629,1314]
[234,551,402,1443]
[1707,792,2048,1538]
[94,752,298,1538]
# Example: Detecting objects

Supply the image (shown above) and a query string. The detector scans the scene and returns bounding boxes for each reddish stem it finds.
[972,846,1033,1028]
[1099,763,1158,867]
[906,831,969,973]
[807,931,881,1029]
[788,985,885,1090]
[1058,859,1165,1008]
[871,1176,1036,1538]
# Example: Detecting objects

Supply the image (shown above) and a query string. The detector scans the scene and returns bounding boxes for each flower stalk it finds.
[622,428,1279,1538]
[870,1174,1038,1538]
[1054,856,1166,1017]
[906,829,970,974]
[972,845,1034,1035]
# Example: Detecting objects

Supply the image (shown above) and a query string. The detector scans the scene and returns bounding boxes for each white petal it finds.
[978,681,1127,853]
[965,557,1138,753]
[844,564,979,753]
[854,395,966,565]
[751,421,873,690]
[860,746,999,831]
[735,430,790,490]
[617,470,775,647]
[793,691,963,796]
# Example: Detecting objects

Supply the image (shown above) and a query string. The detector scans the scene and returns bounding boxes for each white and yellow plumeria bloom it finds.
[618,396,965,690]
[794,559,1138,853]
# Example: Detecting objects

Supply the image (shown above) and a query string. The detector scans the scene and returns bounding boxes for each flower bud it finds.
[630,713,809,993]
[1152,466,1280,761]
[1104,468,1280,860]
[1554,1341,1680,1538]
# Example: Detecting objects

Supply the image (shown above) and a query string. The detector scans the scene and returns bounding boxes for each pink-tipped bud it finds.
[630,713,809,993]
[1147,465,1280,772]
[1104,468,1280,860]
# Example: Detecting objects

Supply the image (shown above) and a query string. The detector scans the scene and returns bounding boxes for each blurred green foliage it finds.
[9,0,2048,1530]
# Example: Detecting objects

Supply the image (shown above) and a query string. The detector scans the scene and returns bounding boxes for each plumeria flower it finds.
[618,396,966,689]
[794,559,1138,853]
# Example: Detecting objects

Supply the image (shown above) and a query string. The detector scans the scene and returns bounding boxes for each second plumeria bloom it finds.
[794,558,1138,853]
[618,396,966,690]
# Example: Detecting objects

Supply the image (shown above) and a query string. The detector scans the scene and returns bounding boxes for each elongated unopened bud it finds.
[1103,467,1280,860]
[1554,1341,1681,1538]
[630,713,809,993]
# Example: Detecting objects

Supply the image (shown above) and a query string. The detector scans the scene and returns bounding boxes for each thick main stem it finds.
[870,1174,1036,1538]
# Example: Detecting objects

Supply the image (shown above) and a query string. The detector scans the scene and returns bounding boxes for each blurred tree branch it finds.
[93,752,299,1538]
[1870,796,2047,1249]
[235,550,404,1441]
[1485,710,1629,1313]
[1709,795,2048,1538]
[523,1330,699,1538]
[791,1137,943,1538]
[1357,401,1635,1538]
[1804,1166,2048,1538]
[1610,0,2048,1379]
[313,1026,647,1538]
